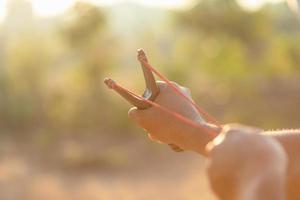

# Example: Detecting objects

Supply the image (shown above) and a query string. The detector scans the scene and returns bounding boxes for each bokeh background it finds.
[0,0,299,199]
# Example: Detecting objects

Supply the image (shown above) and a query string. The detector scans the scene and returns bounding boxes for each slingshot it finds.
[104,49,221,152]
[104,50,159,110]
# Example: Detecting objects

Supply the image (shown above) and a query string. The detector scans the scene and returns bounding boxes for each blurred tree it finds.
[5,0,35,35]
[0,0,299,134]
[60,2,105,48]
[172,0,300,127]
[55,2,122,131]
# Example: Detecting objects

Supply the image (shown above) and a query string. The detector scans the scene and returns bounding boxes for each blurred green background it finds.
[0,0,299,199]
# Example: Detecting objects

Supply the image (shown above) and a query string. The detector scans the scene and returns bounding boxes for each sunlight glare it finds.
[137,0,196,9]
[86,0,123,6]
[238,0,284,11]
[238,0,265,10]
[29,0,75,17]
[86,0,196,9]
[0,0,288,20]
[287,0,300,13]
[0,0,6,22]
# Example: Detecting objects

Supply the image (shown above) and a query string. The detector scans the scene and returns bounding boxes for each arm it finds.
[128,82,288,199]
[206,124,287,200]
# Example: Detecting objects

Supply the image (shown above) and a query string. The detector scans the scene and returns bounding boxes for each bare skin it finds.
[206,124,287,200]
[129,81,220,155]
[263,130,300,200]
[128,81,300,200]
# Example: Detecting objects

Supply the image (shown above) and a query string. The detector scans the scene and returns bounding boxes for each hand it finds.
[128,81,215,153]
[206,124,287,200]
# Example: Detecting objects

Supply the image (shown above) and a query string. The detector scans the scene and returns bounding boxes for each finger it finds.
[148,133,158,141]
[128,107,154,130]
[148,134,165,144]
[181,87,192,97]
[169,144,184,152]
[128,107,142,125]
[164,81,192,97]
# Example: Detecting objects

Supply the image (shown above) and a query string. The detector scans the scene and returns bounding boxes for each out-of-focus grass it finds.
[0,134,216,200]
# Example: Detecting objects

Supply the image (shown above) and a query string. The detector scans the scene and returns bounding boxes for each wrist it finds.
[184,122,222,155]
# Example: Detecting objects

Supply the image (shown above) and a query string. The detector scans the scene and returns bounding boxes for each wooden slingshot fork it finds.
[104,49,184,152]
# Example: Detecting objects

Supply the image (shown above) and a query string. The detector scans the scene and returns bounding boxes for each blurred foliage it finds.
[171,0,300,127]
[0,0,300,137]
[0,1,299,199]
[61,2,105,48]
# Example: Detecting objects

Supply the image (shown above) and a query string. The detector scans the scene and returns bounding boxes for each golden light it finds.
[0,0,195,20]
[0,0,6,21]
[287,0,300,13]
[237,0,266,10]
[28,0,75,17]
[0,0,294,21]
[237,0,284,11]
[133,0,196,9]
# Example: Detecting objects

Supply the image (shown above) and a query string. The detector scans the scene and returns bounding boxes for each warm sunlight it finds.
[0,0,195,20]
[238,0,284,11]
[287,0,300,13]
[0,0,5,21]
[88,0,196,8]
[0,0,285,20]
[29,0,75,17]
[130,0,196,9]
[238,0,266,10]
[0,0,299,199]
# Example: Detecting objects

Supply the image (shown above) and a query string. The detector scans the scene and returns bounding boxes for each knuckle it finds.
[183,87,191,95]
[156,81,168,91]
[170,81,183,89]
[156,80,166,87]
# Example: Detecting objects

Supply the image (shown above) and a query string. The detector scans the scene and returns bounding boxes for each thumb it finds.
[128,107,153,131]
[128,107,142,125]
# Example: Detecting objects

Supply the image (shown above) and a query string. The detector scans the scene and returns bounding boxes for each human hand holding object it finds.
[105,49,295,200]
[104,49,220,153]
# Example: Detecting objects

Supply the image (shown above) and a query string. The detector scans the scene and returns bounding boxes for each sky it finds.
[0,0,290,21]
